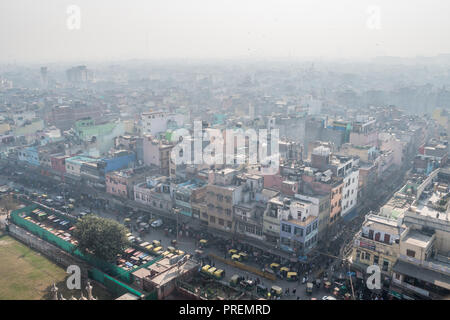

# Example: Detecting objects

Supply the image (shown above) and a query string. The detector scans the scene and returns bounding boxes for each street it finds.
[0,161,410,300]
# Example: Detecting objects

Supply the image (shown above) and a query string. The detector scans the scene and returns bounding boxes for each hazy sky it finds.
[1,0,450,63]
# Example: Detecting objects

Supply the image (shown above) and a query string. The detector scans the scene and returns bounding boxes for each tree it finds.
[73,215,129,262]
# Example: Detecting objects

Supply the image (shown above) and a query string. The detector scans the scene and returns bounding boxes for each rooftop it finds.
[288,215,317,227]
[402,230,434,249]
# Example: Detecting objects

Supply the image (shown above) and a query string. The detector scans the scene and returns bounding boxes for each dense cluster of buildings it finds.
[349,149,450,299]
[1,64,449,299]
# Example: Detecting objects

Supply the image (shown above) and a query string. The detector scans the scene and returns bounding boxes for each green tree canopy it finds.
[73,214,129,262]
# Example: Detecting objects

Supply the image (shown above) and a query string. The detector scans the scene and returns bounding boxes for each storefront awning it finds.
[393,260,450,290]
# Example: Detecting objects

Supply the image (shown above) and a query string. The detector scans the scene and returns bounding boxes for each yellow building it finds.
[350,214,406,278]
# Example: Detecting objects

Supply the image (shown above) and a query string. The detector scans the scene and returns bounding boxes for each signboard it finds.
[358,240,376,251]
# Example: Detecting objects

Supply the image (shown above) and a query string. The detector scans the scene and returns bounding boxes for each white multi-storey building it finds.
[140,111,185,136]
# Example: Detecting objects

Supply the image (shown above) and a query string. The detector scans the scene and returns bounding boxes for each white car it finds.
[322,296,337,300]
[151,219,163,228]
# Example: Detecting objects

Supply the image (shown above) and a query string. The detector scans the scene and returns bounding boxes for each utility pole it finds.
[347,261,356,300]
[175,208,180,244]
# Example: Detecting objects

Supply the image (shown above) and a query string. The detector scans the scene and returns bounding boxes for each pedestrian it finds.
[292,288,296,295]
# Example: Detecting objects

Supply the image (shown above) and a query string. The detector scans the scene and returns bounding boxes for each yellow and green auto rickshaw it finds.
[228,249,238,256]
[161,251,171,257]
[238,252,248,261]
[167,246,176,253]
[229,274,244,287]
[231,254,242,262]
[280,267,290,278]
[213,269,225,280]
[270,263,280,271]
[201,265,211,274]
[207,267,217,276]
[199,239,209,248]
[270,285,283,298]
[152,240,161,247]
[287,272,298,281]
[153,246,163,254]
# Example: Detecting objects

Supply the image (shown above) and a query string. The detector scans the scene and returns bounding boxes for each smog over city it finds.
[0,0,449,312]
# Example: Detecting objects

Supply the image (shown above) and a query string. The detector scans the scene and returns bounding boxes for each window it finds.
[218,219,224,226]
[356,250,361,259]
[306,225,311,235]
[210,216,215,223]
[406,249,416,258]
[374,255,379,265]
[313,221,318,230]
[294,227,303,237]
[282,223,292,233]
[384,234,391,244]
[227,221,232,228]
[375,232,381,242]
[382,260,389,272]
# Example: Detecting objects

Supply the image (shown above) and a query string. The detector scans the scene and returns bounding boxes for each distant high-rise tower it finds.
[40,67,48,89]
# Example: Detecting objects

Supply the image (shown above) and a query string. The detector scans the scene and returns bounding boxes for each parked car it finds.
[151,219,163,228]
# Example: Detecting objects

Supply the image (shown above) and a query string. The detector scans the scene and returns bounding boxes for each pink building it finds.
[106,171,129,198]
